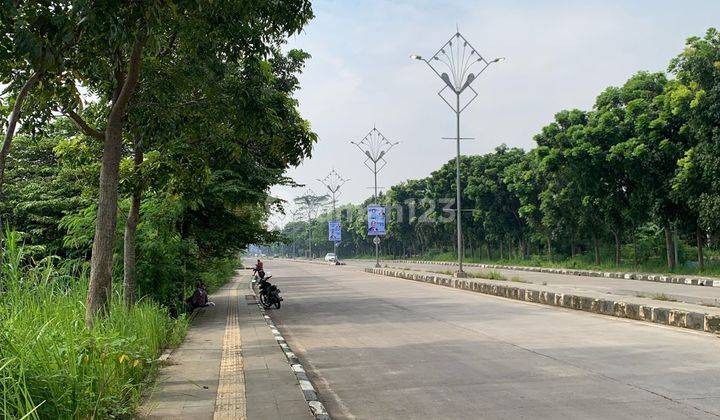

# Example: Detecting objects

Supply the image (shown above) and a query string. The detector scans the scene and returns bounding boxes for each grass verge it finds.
[0,231,189,419]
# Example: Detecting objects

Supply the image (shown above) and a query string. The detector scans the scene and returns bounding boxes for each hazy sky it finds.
[270,0,720,227]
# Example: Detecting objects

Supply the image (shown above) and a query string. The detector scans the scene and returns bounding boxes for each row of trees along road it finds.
[272,29,720,273]
[0,1,316,327]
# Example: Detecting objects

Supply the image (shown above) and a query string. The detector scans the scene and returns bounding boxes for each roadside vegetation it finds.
[273,28,720,277]
[0,1,315,417]
[0,232,189,418]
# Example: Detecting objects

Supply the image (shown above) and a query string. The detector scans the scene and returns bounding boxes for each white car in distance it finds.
[324,253,336,262]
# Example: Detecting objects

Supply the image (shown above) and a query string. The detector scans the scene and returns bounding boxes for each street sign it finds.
[367,205,386,236]
[373,236,381,245]
[328,220,341,242]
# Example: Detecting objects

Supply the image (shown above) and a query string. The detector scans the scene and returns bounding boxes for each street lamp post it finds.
[412,32,504,276]
[318,168,349,260]
[351,127,399,268]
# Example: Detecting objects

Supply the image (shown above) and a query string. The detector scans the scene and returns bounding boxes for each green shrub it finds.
[0,231,188,418]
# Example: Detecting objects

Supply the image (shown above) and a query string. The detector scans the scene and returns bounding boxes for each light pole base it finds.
[453,270,468,278]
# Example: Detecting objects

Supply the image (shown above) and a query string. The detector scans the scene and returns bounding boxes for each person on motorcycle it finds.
[253,259,265,279]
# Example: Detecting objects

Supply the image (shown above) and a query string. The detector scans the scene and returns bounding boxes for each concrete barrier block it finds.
[685,312,704,330]
[580,296,594,311]
[704,315,720,333]
[623,303,640,320]
[561,294,572,307]
[570,295,582,309]
[669,310,687,327]
[554,294,563,306]
[528,290,540,303]
[652,307,670,324]
[544,292,555,305]
[638,305,653,321]
[600,300,616,316]
[612,302,624,317]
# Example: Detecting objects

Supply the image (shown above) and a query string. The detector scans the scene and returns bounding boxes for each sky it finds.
[270,0,720,228]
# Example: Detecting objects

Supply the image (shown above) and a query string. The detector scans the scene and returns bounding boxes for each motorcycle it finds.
[257,275,283,309]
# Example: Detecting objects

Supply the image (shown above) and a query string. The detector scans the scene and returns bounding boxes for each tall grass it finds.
[0,231,188,418]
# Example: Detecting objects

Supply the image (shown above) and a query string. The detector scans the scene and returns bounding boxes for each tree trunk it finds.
[499,241,504,260]
[123,137,143,306]
[85,28,146,329]
[673,228,679,268]
[546,236,552,259]
[696,227,705,271]
[592,233,600,265]
[612,230,621,266]
[86,121,124,326]
[632,230,639,265]
[664,224,676,270]
[0,71,41,212]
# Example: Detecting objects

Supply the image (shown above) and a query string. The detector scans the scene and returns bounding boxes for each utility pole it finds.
[351,127,399,267]
[412,32,504,276]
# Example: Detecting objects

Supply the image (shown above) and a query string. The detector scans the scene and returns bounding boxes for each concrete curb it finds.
[366,268,720,334]
[251,280,331,420]
[389,259,720,288]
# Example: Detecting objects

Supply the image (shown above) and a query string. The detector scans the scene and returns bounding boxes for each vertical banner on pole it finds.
[367,205,386,236]
[328,220,341,242]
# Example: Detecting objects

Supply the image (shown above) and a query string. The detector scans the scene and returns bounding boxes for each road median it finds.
[386,259,720,288]
[366,267,720,334]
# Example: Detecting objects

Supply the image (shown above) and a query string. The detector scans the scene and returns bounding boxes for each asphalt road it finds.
[262,259,720,419]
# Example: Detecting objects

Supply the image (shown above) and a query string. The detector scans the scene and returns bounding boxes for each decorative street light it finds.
[318,168,349,260]
[412,32,504,276]
[351,127,399,267]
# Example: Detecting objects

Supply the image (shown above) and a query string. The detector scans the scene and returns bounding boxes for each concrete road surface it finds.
[265,259,720,419]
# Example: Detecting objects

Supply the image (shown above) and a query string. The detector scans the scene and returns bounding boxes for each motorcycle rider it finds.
[253,259,265,279]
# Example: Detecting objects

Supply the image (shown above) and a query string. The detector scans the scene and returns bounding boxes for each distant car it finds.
[324,253,336,262]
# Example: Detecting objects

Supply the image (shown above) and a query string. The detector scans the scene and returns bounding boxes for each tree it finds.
[669,28,720,269]
[294,192,329,258]
[0,1,78,223]
[44,1,314,327]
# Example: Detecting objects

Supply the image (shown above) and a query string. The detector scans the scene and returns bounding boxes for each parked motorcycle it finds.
[257,275,283,309]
